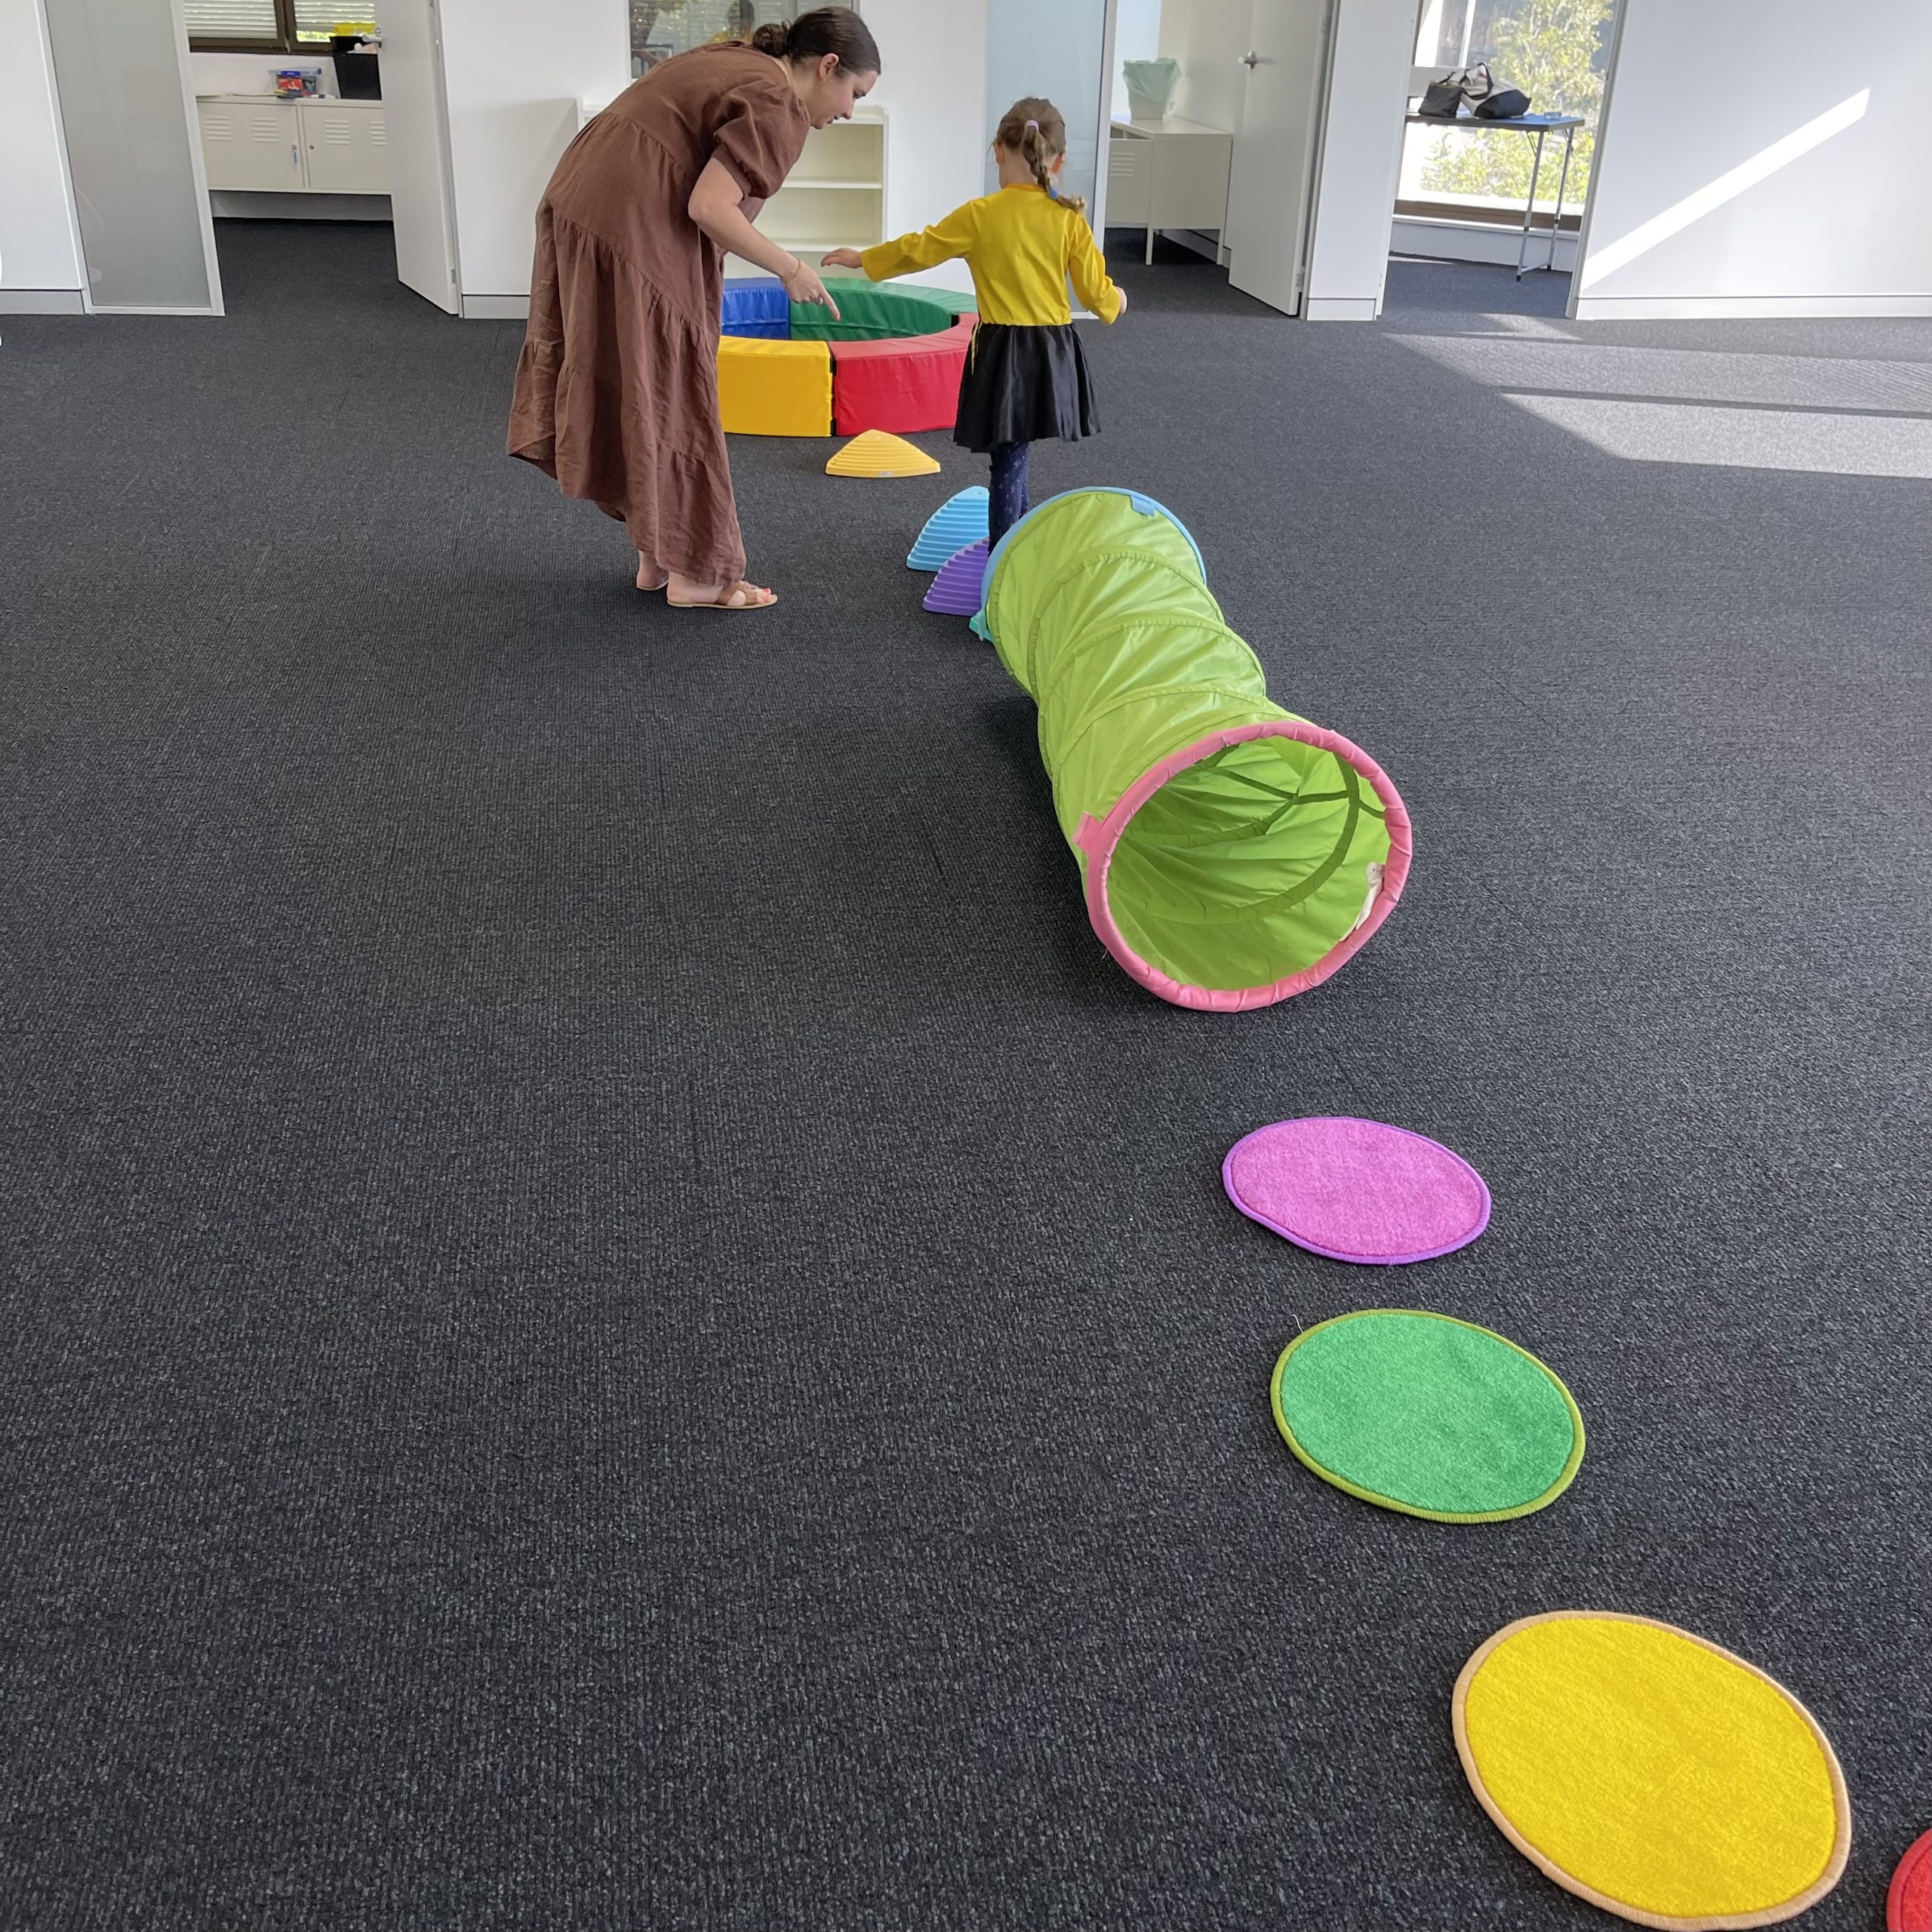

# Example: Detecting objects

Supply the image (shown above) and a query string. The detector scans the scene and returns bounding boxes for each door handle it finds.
[1240,51,1260,66]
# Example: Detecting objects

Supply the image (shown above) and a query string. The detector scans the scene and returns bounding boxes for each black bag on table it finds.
[1418,73,1464,117]
[1475,86,1533,119]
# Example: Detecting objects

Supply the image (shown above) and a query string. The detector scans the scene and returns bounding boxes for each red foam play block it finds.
[829,315,975,435]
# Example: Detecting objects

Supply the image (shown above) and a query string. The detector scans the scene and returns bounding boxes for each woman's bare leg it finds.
[636,552,669,592]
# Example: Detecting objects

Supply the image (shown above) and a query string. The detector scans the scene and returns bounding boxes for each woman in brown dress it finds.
[508,9,880,611]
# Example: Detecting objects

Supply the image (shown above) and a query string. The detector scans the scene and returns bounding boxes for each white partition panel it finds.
[1574,0,1932,320]
[42,0,222,312]
[0,0,86,306]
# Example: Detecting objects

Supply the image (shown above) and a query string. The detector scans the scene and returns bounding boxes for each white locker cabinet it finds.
[198,97,305,192]
[197,96,391,197]
[1108,118,1234,264]
[300,100,391,194]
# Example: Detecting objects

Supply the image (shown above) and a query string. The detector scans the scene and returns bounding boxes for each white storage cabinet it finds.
[1107,117,1233,264]
[197,97,391,196]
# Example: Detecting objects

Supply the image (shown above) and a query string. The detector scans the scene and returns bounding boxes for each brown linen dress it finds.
[507,47,810,583]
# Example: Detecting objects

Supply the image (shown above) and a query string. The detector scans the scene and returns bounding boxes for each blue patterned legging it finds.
[989,441,1032,547]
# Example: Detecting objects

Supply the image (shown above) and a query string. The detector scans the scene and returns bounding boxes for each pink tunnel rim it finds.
[1072,718,1414,1013]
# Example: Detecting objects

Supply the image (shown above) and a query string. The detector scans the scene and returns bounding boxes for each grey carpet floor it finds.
[2,221,1928,1931]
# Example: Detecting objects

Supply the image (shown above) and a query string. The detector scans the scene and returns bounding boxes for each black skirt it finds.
[953,322,1099,452]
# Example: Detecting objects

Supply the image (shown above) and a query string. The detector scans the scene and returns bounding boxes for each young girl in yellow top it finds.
[824,97,1126,546]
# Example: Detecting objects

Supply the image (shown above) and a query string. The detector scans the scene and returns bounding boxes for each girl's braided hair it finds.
[994,97,1086,217]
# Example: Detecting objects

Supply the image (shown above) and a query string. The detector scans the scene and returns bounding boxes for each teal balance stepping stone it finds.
[908,488,989,571]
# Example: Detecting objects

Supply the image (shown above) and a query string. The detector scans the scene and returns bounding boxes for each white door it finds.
[380,0,461,314]
[1225,0,1335,314]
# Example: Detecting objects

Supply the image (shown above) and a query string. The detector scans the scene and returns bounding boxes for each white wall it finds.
[1575,0,1932,318]
[0,0,85,302]
[438,0,629,302]
[1302,0,1412,319]
[863,0,986,294]
[1157,0,1248,132]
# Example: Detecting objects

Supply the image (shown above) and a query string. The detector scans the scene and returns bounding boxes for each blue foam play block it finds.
[721,280,791,339]
[907,487,990,571]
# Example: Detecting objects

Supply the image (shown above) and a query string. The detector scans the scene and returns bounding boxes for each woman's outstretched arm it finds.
[688,157,839,316]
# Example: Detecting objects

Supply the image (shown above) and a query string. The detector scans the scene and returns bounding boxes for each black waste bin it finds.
[331,35,380,100]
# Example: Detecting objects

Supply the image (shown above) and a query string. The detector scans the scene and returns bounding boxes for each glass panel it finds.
[1404,0,1616,217]
[44,0,218,311]
[183,0,278,39]
[984,0,1106,215]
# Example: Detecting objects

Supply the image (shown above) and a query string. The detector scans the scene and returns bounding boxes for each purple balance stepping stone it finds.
[922,539,989,617]
[1223,1117,1491,1265]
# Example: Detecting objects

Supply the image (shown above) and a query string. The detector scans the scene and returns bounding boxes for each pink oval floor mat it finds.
[1223,1116,1491,1265]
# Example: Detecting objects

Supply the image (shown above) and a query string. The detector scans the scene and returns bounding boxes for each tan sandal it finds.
[667,580,778,612]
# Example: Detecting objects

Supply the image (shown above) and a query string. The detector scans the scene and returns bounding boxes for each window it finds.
[186,0,361,52]
[1401,0,1617,228]
[629,2,846,80]
[294,0,362,38]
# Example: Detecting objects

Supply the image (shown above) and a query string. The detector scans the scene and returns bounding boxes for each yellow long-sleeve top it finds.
[860,184,1124,325]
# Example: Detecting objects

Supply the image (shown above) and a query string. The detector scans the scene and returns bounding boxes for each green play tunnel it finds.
[980,488,1412,1011]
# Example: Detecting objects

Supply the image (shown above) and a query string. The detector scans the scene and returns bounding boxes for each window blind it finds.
[183,0,280,39]
[294,0,361,40]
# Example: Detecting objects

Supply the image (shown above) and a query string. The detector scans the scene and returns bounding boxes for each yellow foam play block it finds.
[826,429,941,478]
[716,337,832,438]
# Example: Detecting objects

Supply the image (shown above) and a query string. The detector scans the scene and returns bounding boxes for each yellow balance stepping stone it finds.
[826,429,940,478]
[1454,1611,1850,1929]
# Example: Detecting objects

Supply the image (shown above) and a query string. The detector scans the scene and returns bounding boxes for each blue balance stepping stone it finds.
[907,488,990,571]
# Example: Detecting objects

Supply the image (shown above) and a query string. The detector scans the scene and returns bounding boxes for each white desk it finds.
[1107,117,1233,266]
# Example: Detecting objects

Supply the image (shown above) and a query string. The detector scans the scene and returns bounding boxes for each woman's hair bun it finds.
[757,8,879,75]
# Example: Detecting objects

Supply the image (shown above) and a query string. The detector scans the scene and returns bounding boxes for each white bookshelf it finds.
[728,110,885,276]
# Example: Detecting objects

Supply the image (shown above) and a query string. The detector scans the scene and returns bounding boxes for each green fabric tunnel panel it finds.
[981,488,1412,1011]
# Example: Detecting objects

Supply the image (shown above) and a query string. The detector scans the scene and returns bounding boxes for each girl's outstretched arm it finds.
[847,202,982,282]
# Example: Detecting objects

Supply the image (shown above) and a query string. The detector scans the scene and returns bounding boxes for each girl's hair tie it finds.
[1024,119,1039,131]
